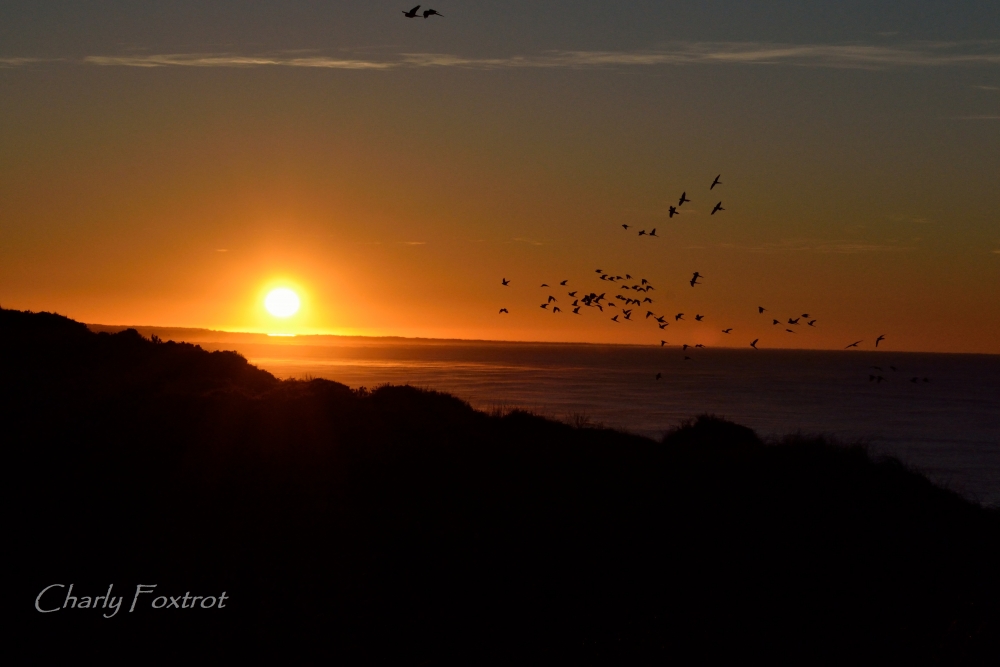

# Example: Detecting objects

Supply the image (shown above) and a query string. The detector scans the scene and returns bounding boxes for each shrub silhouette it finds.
[5,307,998,663]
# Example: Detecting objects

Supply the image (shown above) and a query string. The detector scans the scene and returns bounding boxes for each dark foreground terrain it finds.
[5,307,999,664]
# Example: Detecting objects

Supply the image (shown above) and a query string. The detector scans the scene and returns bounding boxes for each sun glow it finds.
[264,288,301,318]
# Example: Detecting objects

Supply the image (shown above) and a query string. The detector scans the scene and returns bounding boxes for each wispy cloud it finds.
[949,115,1000,120]
[975,85,999,90]
[400,241,426,245]
[724,239,917,254]
[0,57,58,68]
[82,54,394,69]
[510,237,545,246]
[0,41,989,72]
[992,249,1000,255]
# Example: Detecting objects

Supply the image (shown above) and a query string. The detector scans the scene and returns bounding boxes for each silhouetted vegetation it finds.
[6,307,998,663]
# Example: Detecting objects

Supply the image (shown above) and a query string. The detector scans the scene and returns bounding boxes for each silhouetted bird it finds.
[846,340,863,348]
[876,334,886,348]
[786,329,795,333]
[540,304,549,309]
[682,344,690,351]
[722,328,732,334]
[661,340,667,347]
[656,372,662,380]
[649,228,658,237]
[638,230,647,236]
[552,306,561,313]
[807,320,817,326]
[675,313,684,321]
[572,307,581,314]
[611,315,619,322]
[690,272,702,287]
[643,297,653,303]
[678,192,690,206]
[711,202,724,215]
[541,283,549,287]
[568,291,577,297]
[750,339,759,349]
[711,174,722,190]
[422,9,442,18]
[668,206,678,218]
[548,295,557,303]
[595,269,603,273]
[788,318,800,325]
[403,5,421,18]
[501,278,510,286]
[772,319,780,325]
[758,306,766,314]
[695,314,704,321]
[802,314,810,318]
[658,323,668,329]
[560,280,568,286]
[695,344,705,348]
[622,224,630,230]
[499,308,508,314]
[641,278,648,285]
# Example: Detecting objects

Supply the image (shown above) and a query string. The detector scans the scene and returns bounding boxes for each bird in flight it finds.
[788,318,800,325]
[750,339,759,349]
[552,306,561,313]
[758,306,766,314]
[402,5,421,18]
[678,192,690,206]
[675,313,684,321]
[802,314,810,318]
[661,340,668,347]
[638,230,647,236]
[622,224,630,230]
[499,308,508,314]
[560,279,569,285]
[807,320,817,327]
[540,303,549,309]
[695,314,705,321]
[658,322,668,330]
[772,319,780,325]
[541,283,549,287]
[568,291,577,297]
[547,295,557,303]
[710,174,722,190]
[876,334,886,348]
[668,206,678,218]
[786,329,796,333]
[422,9,442,18]
[649,228,658,237]
[501,278,510,286]
[845,340,863,349]
[572,307,581,314]
[690,272,702,287]
[611,315,620,322]
[682,344,690,351]
[595,269,603,273]
[711,202,725,215]
[722,328,732,334]
[695,344,705,348]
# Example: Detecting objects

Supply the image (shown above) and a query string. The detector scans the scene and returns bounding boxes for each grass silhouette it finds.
[5,307,998,663]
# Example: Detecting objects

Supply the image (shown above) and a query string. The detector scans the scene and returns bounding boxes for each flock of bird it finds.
[493,172,923,384]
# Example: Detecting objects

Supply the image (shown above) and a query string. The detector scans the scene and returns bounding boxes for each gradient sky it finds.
[2,1,998,352]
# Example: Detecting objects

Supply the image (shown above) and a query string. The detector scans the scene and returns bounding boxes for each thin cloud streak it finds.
[722,239,918,254]
[60,41,1000,72]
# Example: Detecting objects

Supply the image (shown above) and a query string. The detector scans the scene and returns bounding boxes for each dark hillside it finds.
[6,307,999,664]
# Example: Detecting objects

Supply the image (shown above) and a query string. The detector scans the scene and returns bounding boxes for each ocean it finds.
[168,335,998,508]
[93,326,1000,508]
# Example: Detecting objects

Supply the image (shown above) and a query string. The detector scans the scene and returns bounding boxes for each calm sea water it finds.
[183,337,1000,508]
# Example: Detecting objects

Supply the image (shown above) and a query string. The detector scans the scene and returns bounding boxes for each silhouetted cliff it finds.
[6,307,998,664]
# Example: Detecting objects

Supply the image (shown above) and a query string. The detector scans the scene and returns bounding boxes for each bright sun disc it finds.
[264,288,300,317]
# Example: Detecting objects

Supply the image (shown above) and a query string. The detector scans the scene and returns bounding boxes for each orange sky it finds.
[2,3,998,353]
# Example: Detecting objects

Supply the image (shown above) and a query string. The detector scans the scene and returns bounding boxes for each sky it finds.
[1,1,998,352]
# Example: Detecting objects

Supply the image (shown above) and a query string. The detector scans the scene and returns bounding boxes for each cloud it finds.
[993,249,1000,255]
[949,115,1000,120]
[400,241,426,245]
[975,85,1000,90]
[0,57,58,68]
[511,237,545,246]
[214,249,229,252]
[725,239,917,254]
[44,41,1000,73]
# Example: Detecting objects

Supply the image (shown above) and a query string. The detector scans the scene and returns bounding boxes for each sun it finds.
[264,288,301,318]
